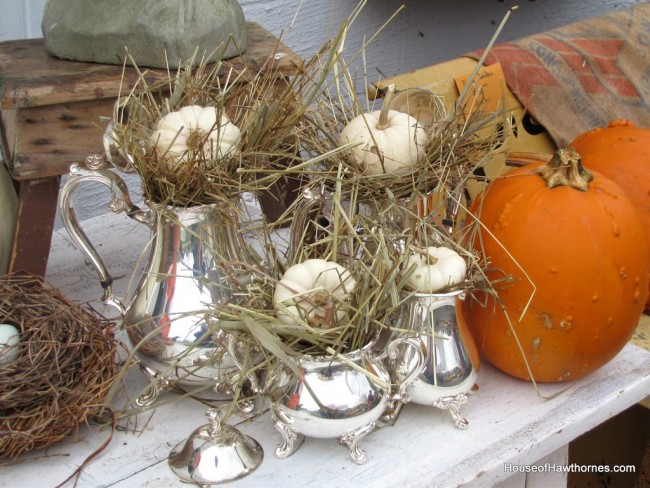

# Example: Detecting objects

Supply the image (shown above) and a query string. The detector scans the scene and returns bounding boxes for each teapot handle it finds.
[57,155,151,314]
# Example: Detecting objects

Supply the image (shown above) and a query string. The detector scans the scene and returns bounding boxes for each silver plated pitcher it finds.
[58,157,263,406]
[386,290,480,428]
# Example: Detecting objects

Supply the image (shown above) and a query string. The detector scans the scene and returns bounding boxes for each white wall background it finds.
[0,0,645,226]
[1,1,646,80]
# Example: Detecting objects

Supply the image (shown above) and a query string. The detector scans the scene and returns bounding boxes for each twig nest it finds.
[273,259,357,327]
[0,274,119,459]
[150,105,241,167]
[403,247,467,293]
[339,84,427,176]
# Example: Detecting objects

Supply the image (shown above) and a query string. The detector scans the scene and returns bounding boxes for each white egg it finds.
[0,323,20,365]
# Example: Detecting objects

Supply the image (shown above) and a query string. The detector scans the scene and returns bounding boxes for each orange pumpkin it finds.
[462,148,649,382]
[570,120,650,310]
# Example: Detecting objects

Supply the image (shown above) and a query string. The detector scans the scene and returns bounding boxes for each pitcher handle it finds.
[57,156,151,313]
[382,335,426,423]
[286,187,331,264]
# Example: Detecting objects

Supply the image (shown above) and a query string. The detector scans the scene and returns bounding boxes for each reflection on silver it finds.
[270,343,392,464]
[287,187,327,261]
[389,87,446,132]
[286,187,370,267]
[169,408,263,485]
[58,160,264,406]
[387,290,478,428]
[382,335,426,424]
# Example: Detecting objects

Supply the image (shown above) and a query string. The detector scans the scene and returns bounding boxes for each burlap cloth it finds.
[469,3,650,146]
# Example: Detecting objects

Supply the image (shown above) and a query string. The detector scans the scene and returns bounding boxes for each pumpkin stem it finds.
[426,254,439,266]
[309,290,336,329]
[537,147,594,192]
[186,128,207,151]
[376,84,396,130]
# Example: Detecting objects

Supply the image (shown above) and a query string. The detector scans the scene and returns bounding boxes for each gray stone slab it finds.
[42,0,247,68]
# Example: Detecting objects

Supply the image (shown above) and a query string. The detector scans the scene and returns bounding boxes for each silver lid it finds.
[168,408,263,485]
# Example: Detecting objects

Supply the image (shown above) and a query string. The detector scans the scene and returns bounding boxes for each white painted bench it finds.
[2,213,647,488]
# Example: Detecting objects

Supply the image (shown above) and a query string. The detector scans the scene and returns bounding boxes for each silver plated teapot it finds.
[269,339,423,464]
[270,343,390,464]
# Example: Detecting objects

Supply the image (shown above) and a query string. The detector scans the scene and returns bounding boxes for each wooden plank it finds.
[8,177,60,276]
[8,99,110,180]
[0,22,302,110]
[632,315,650,408]
[2,339,647,488]
[525,446,569,487]
[493,447,569,487]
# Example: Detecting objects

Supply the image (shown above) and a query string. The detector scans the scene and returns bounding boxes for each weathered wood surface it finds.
[2,329,647,488]
[0,22,301,110]
[5,99,115,180]
[0,22,301,181]
[1,213,643,487]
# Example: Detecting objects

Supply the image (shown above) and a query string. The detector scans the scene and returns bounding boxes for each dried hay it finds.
[199,6,515,366]
[108,54,304,208]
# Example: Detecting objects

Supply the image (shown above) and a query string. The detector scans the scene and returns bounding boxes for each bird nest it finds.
[0,274,120,460]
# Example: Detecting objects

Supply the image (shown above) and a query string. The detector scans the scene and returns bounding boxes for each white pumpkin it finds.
[402,247,467,293]
[273,259,357,327]
[339,84,427,176]
[150,105,241,166]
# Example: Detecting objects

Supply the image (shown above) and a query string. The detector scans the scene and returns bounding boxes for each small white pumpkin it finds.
[273,259,357,327]
[339,84,427,176]
[150,105,241,166]
[402,247,467,293]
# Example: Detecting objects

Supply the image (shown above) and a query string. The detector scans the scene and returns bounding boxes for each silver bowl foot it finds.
[433,393,470,429]
[272,408,305,459]
[340,421,376,464]
[135,364,175,407]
